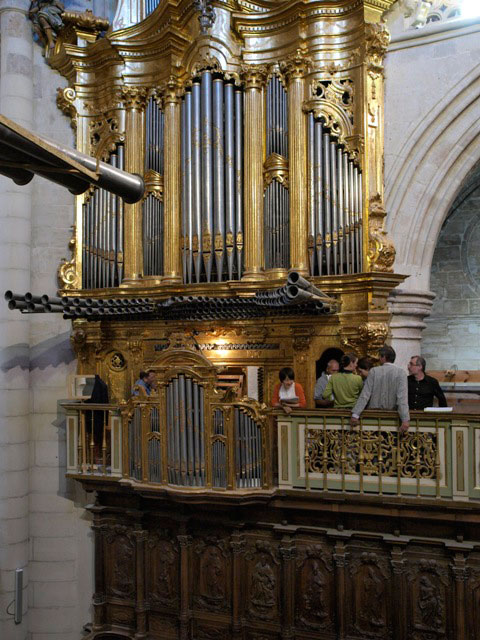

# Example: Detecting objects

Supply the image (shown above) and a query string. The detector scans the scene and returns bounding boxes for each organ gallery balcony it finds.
[63,398,480,504]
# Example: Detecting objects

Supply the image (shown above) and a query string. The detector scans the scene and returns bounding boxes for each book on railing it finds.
[424,406,453,412]
[280,397,299,405]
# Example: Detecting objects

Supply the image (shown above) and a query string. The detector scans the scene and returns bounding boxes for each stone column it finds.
[121,86,147,284]
[162,76,183,284]
[283,50,310,275]
[242,65,267,282]
[0,1,33,637]
[388,288,435,369]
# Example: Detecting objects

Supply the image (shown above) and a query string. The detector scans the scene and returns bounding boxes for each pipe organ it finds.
[44,3,411,638]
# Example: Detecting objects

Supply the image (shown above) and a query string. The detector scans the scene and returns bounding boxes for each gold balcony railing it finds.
[277,409,480,501]
[63,394,273,492]
[64,401,480,502]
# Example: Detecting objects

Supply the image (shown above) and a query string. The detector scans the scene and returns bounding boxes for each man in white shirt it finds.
[350,346,410,432]
[314,359,340,407]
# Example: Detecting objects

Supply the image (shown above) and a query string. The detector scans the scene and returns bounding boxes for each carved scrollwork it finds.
[58,225,80,290]
[144,170,163,200]
[341,321,389,358]
[367,194,396,272]
[56,86,77,129]
[89,116,125,161]
[148,532,178,606]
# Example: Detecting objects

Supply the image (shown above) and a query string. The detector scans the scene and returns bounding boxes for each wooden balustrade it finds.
[277,409,480,501]
[64,401,480,502]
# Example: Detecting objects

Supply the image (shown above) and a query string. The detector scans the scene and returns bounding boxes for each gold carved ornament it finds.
[364,21,390,75]
[89,116,125,162]
[56,87,77,129]
[367,194,396,272]
[340,321,389,359]
[263,153,289,190]
[58,225,80,290]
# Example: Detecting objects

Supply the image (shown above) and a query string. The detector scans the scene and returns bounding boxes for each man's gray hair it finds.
[413,355,426,372]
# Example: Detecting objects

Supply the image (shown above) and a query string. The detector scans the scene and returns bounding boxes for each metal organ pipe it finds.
[213,76,225,280]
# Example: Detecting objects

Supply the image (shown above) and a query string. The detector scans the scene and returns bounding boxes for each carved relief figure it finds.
[155,545,175,600]
[28,0,64,50]
[303,560,327,620]
[361,566,385,629]
[202,546,225,600]
[111,536,134,597]
[251,554,275,607]
[418,575,443,628]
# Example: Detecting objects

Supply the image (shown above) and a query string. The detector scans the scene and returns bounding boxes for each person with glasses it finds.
[407,356,447,410]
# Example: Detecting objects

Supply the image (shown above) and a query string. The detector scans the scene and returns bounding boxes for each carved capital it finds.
[177,534,193,548]
[162,75,182,105]
[367,194,396,272]
[241,64,269,90]
[56,87,77,130]
[58,225,80,290]
[364,22,390,74]
[120,86,149,111]
[280,47,312,82]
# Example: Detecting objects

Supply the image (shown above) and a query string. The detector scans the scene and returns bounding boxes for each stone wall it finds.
[422,165,480,370]
[0,5,93,639]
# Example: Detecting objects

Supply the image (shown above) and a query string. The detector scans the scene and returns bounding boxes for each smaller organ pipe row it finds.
[212,409,226,488]
[264,181,289,269]
[264,74,289,270]
[82,145,124,289]
[145,96,164,175]
[129,407,142,480]
[181,72,244,283]
[234,408,262,488]
[142,195,164,276]
[266,74,287,158]
[308,113,363,276]
[166,376,205,487]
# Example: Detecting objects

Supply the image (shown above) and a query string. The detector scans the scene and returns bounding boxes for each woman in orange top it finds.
[271,367,307,414]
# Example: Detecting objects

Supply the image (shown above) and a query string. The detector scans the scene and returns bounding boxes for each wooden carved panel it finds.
[104,526,136,601]
[295,543,335,632]
[245,540,280,621]
[467,567,480,639]
[348,551,391,638]
[193,535,231,613]
[406,559,450,639]
[146,529,179,610]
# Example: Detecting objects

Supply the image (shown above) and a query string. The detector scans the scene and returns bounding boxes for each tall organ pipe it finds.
[343,151,351,274]
[308,113,315,274]
[201,70,214,281]
[323,132,331,275]
[184,91,193,283]
[330,140,338,275]
[314,120,323,274]
[224,83,235,280]
[337,148,344,274]
[213,77,225,281]
[234,87,243,278]
[192,80,202,282]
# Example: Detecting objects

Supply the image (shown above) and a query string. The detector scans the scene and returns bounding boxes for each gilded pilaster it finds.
[361,22,395,273]
[162,76,183,284]
[241,65,267,282]
[121,86,148,284]
[282,50,310,275]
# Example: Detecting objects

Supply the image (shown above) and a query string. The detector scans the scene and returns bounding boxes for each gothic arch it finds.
[385,63,480,290]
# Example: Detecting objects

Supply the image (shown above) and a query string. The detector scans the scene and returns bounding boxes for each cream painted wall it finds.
[383,7,480,367]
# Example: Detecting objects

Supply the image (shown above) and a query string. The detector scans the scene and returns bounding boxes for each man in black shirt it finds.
[407,356,447,410]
